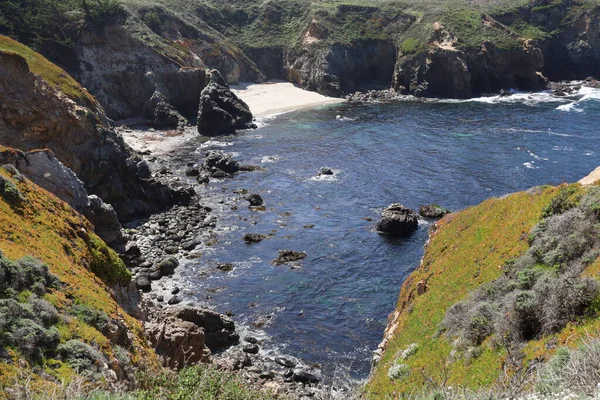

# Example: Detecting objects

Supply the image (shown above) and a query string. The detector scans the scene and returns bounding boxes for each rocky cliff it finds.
[0,37,188,221]
[3,0,598,112]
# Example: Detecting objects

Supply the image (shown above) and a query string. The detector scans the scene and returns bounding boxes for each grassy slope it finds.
[0,167,156,394]
[0,36,98,109]
[366,183,600,397]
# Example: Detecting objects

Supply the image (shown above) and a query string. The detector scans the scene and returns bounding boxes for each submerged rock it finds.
[376,204,418,237]
[203,151,240,174]
[319,167,334,175]
[197,70,255,136]
[419,204,451,219]
[243,233,267,243]
[292,369,320,384]
[272,250,307,266]
[246,194,264,207]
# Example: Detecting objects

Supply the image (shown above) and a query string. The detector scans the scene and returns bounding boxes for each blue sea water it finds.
[176,88,600,381]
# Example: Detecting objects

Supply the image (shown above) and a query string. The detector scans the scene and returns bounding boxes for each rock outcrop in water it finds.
[197,70,255,136]
[0,43,188,221]
[377,204,419,237]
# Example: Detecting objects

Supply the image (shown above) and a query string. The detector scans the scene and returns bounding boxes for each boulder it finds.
[135,275,151,292]
[150,91,187,129]
[246,194,264,207]
[319,167,334,175]
[203,151,240,174]
[272,250,307,266]
[161,306,239,350]
[292,369,320,384]
[197,69,255,136]
[376,204,419,237]
[146,317,210,369]
[243,233,267,243]
[155,257,179,276]
[242,344,259,354]
[418,204,451,219]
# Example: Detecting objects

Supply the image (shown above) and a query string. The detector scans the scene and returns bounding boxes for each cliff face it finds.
[392,1,600,98]
[2,0,600,110]
[0,37,182,221]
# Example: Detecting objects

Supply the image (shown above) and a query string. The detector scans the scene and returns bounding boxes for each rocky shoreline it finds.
[116,126,346,399]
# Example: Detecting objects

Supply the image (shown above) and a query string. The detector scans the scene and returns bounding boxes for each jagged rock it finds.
[0,48,181,222]
[376,204,419,237]
[197,70,255,136]
[419,204,451,219]
[159,306,239,350]
[243,233,267,243]
[150,91,187,129]
[246,194,264,207]
[203,151,240,174]
[272,250,307,266]
[0,147,125,247]
[146,316,210,369]
[214,350,252,371]
[87,195,124,247]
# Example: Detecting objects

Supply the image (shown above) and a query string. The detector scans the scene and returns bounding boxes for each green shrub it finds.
[0,174,24,207]
[541,185,579,217]
[58,339,105,375]
[443,186,600,351]
[400,37,421,55]
[13,318,60,360]
[82,0,124,25]
[71,303,109,331]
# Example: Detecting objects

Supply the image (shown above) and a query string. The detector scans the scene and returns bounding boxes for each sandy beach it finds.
[231,81,343,117]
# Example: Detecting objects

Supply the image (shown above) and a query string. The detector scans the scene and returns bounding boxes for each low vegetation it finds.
[0,164,156,396]
[367,182,600,398]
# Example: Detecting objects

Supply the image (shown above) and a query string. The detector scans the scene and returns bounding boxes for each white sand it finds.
[580,166,600,186]
[231,82,343,117]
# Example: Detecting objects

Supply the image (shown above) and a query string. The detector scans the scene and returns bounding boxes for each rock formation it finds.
[0,46,189,221]
[377,204,419,237]
[0,147,124,247]
[197,70,255,136]
[146,306,239,369]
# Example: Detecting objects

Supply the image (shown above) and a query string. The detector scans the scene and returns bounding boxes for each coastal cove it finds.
[124,88,600,384]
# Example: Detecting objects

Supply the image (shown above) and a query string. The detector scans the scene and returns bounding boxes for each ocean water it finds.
[176,87,600,381]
